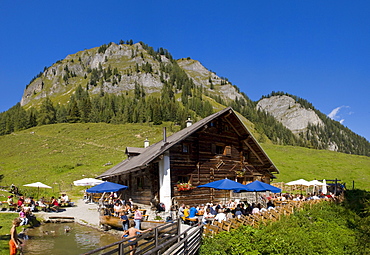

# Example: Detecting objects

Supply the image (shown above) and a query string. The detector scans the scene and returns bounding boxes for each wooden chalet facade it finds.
[98,107,279,210]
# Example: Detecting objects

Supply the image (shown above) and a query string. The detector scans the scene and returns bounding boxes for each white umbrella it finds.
[322,179,328,194]
[307,180,324,194]
[73,178,104,186]
[286,179,310,186]
[23,182,52,198]
[307,180,324,186]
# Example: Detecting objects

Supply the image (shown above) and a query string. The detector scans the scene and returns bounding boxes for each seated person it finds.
[38,197,47,211]
[225,208,233,220]
[28,197,36,211]
[202,208,215,224]
[7,195,15,206]
[60,194,69,205]
[178,204,185,218]
[267,200,275,209]
[188,206,198,219]
[17,196,24,210]
[113,202,123,216]
[24,197,31,206]
[252,204,261,215]
[214,209,226,223]
[183,205,190,219]
[19,208,28,226]
[49,196,59,212]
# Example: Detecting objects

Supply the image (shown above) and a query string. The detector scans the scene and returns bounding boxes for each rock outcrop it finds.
[256,95,324,134]
[20,43,242,107]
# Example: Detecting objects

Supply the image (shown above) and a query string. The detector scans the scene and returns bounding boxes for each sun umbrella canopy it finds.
[307,180,324,186]
[73,178,105,186]
[86,181,128,193]
[197,178,249,191]
[286,179,310,186]
[241,180,281,193]
[23,182,52,189]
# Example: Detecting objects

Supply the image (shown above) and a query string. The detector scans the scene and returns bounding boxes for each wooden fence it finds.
[203,198,328,235]
[82,220,180,255]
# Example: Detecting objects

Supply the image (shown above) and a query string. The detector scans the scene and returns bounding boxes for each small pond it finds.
[20,223,121,255]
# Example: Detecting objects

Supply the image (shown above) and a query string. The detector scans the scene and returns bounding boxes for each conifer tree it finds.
[37,97,56,125]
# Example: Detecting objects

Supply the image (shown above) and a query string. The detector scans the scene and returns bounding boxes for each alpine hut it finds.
[98,107,279,211]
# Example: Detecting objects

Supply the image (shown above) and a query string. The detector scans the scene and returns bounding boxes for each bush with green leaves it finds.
[200,191,370,255]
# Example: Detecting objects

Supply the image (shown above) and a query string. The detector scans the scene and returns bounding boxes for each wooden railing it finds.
[145,224,203,255]
[203,199,327,235]
[82,220,180,255]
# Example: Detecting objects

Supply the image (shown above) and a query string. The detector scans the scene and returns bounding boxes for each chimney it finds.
[163,127,167,143]
[186,116,193,127]
[144,138,149,148]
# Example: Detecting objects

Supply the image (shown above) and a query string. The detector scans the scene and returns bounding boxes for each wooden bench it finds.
[182,216,198,226]
[203,224,220,236]
[220,220,232,232]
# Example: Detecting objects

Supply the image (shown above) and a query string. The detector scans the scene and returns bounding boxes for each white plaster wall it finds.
[159,151,171,212]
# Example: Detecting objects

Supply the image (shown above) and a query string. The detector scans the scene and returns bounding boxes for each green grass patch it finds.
[200,190,370,254]
[0,213,19,255]
[262,143,370,190]
[0,122,179,198]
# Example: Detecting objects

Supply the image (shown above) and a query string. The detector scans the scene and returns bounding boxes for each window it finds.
[178,176,189,183]
[182,143,189,153]
[216,145,224,154]
[136,177,144,189]
[212,144,231,156]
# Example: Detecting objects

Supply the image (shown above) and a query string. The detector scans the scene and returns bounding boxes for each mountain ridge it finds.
[2,41,369,156]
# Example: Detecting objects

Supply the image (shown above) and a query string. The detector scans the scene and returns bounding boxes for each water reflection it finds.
[21,223,121,255]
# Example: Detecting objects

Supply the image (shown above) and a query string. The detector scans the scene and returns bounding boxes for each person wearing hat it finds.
[7,195,15,206]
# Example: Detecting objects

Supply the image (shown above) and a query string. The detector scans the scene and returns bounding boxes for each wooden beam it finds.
[243,137,264,164]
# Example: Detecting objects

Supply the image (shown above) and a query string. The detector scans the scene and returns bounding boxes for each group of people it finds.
[6,194,70,214]
[101,195,144,231]
[177,192,338,226]
[269,192,336,202]
[177,200,278,225]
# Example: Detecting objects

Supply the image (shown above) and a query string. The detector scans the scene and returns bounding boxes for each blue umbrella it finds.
[241,180,281,193]
[197,178,250,191]
[86,181,128,193]
[198,178,250,204]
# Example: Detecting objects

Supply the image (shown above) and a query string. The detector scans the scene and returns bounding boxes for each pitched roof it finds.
[98,107,278,178]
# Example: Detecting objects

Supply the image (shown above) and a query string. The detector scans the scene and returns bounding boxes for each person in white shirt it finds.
[214,209,226,223]
[61,194,69,203]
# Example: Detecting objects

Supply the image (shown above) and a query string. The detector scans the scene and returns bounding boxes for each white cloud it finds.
[328,107,342,119]
[328,106,351,124]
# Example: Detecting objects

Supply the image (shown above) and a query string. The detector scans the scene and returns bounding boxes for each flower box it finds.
[176,182,194,191]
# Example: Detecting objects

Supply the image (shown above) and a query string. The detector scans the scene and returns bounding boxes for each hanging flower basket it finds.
[176,182,194,191]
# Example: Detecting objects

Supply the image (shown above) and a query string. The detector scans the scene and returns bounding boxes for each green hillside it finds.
[0,123,368,200]
[262,143,369,190]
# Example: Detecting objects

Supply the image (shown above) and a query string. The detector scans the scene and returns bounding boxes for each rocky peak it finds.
[256,95,324,134]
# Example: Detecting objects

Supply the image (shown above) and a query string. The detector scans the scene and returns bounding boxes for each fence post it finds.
[155,226,160,255]
[119,242,124,255]
[177,218,181,235]
[183,231,188,255]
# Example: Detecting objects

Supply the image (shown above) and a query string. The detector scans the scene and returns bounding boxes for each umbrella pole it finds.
[255,192,257,203]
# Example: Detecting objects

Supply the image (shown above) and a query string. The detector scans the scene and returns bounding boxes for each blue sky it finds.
[1,1,369,141]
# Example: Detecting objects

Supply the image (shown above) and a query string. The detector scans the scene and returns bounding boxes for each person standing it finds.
[9,218,22,255]
[120,211,129,231]
[133,205,142,230]
[121,227,152,255]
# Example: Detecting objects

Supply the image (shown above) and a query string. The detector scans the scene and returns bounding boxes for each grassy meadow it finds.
[262,143,370,190]
[0,122,368,201]
[0,122,179,199]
